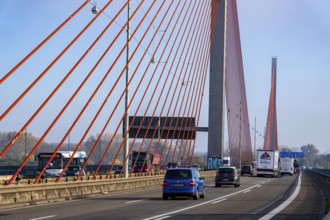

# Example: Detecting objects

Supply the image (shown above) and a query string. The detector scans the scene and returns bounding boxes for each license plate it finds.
[222,179,229,181]
[173,183,184,187]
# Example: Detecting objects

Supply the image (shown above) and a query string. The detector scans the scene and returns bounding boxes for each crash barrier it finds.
[308,169,330,217]
[311,168,330,182]
[0,171,215,210]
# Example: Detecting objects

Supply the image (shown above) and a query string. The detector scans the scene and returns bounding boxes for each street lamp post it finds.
[239,101,242,169]
[253,117,256,162]
[24,129,27,158]
[99,138,101,164]
[123,0,131,178]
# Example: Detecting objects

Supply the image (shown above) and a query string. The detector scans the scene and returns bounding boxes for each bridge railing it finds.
[311,168,330,182]
[0,171,215,210]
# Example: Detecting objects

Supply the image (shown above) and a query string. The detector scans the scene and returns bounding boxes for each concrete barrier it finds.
[0,171,215,210]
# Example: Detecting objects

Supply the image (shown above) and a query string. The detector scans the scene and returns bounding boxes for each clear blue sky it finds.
[237,0,330,154]
[0,0,329,154]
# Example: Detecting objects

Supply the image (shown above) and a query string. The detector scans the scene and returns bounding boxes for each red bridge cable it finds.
[98,1,183,178]
[115,1,194,177]
[75,1,173,178]
[31,2,131,184]
[4,2,129,185]
[186,7,213,166]
[130,1,199,176]
[164,0,217,169]
[143,1,206,175]
[0,2,128,160]
[92,1,182,178]
[0,0,117,122]
[146,0,208,174]
[185,1,215,166]
[81,1,170,179]
[155,0,209,170]
[0,1,89,84]
[31,1,147,184]
[107,1,188,177]
[54,0,160,182]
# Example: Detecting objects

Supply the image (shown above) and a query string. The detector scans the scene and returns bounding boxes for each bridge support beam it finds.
[208,0,226,160]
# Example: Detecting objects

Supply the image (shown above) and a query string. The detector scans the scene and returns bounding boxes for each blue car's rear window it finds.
[165,170,192,179]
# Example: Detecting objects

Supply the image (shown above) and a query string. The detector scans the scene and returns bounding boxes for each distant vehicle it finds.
[166,162,178,169]
[279,158,294,175]
[215,166,240,187]
[223,157,231,166]
[65,165,86,176]
[36,151,87,177]
[113,165,131,174]
[241,165,253,176]
[256,150,279,177]
[191,164,201,171]
[131,151,161,173]
[162,167,205,200]
[294,159,300,173]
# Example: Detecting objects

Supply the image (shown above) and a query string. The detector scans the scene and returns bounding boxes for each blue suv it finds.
[162,168,205,200]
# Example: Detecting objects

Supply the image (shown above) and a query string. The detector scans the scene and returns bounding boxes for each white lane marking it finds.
[126,198,148,204]
[143,184,261,220]
[243,190,251,193]
[259,172,302,220]
[29,215,56,220]
[154,216,171,220]
[211,198,227,204]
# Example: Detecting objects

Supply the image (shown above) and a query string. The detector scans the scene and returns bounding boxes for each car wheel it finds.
[235,183,238,188]
[215,183,220,187]
[193,188,199,200]
[163,194,168,200]
[200,187,205,198]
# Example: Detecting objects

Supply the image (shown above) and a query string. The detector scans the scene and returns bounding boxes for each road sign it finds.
[280,151,304,158]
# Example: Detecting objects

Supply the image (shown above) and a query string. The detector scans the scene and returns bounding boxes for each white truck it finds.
[256,150,279,177]
[279,158,294,175]
[223,157,231,166]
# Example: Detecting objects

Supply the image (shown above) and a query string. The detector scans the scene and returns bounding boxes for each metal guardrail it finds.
[311,168,330,182]
[311,168,330,176]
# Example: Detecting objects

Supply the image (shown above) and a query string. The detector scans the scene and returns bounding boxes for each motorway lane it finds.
[143,174,299,220]
[0,174,301,220]
[269,171,326,220]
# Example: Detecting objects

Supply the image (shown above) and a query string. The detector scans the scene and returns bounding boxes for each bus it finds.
[36,151,87,177]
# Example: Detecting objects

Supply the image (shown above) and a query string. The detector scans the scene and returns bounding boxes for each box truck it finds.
[279,158,294,175]
[256,150,279,177]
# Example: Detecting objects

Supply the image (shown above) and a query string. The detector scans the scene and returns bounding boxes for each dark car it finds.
[65,165,85,176]
[241,165,253,176]
[162,168,205,200]
[215,166,240,187]
[166,162,178,169]
[113,166,131,174]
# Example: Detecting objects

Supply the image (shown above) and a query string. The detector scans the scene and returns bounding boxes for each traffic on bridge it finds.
[0,0,329,219]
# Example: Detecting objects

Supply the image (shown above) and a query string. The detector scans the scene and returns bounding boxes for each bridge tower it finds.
[263,57,278,150]
[208,0,226,163]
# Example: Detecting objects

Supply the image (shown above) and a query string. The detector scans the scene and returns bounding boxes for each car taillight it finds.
[216,172,219,177]
[232,173,237,177]
[163,181,168,187]
[189,180,195,187]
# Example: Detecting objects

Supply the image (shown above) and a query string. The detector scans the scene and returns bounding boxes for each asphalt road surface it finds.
[0,170,327,220]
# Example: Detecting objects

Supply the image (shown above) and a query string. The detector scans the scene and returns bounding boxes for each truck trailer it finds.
[131,151,161,173]
[256,150,279,177]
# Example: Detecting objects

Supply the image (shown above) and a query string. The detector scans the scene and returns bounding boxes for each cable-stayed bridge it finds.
[0,0,278,186]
